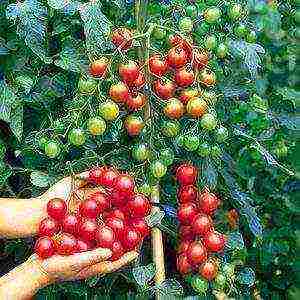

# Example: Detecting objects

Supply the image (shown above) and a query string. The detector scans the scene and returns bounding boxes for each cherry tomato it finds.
[79,198,101,219]
[121,227,141,250]
[150,160,167,178]
[125,115,144,136]
[129,218,150,237]
[127,193,151,217]
[119,61,139,84]
[106,217,126,236]
[159,148,174,166]
[128,72,145,89]
[201,113,217,131]
[152,27,167,40]
[202,91,218,105]
[167,47,188,69]
[164,98,184,119]
[168,34,183,47]
[132,143,150,161]
[87,117,106,136]
[199,70,216,87]
[192,214,214,236]
[177,253,192,274]
[47,198,67,221]
[111,241,124,261]
[246,30,257,43]
[215,126,229,143]
[186,98,208,118]
[274,142,288,157]
[96,225,115,249]
[191,276,209,294]
[100,101,119,121]
[88,167,111,188]
[216,43,228,59]
[78,219,98,242]
[178,240,191,254]
[204,7,221,24]
[103,209,126,221]
[178,185,198,203]
[176,164,198,185]
[162,120,181,137]
[198,190,220,215]
[68,128,86,146]
[205,35,217,50]
[137,182,153,197]
[149,55,168,77]
[235,24,248,38]
[44,140,61,158]
[38,136,48,150]
[153,79,176,100]
[184,135,200,152]
[223,263,235,278]
[179,225,195,241]
[193,50,209,70]
[78,77,97,94]
[62,214,80,235]
[109,82,130,103]
[90,57,109,78]
[111,27,133,50]
[174,68,195,87]
[55,233,78,255]
[127,93,146,111]
[179,17,193,32]
[211,145,223,159]
[76,239,92,252]
[197,142,211,157]
[228,4,243,21]
[34,236,55,258]
[187,241,208,265]
[203,230,226,252]
[214,273,227,289]
[114,174,135,195]
[98,168,119,188]
[177,202,198,225]
[185,5,198,18]
[179,88,199,104]
[38,217,60,237]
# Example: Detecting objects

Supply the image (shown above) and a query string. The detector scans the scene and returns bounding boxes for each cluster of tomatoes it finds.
[175,163,226,282]
[34,166,151,259]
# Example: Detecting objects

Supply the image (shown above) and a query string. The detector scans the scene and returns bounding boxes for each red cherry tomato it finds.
[55,233,78,256]
[187,241,208,266]
[47,198,67,221]
[119,61,139,84]
[34,236,55,259]
[198,190,220,215]
[127,93,146,110]
[174,68,195,87]
[203,230,226,252]
[127,72,146,89]
[111,241,125,261]
[105,217,126,236]
[125,115,144,136]
[76,239,92,252]
[98,168,119,188]
[153,80,176,100]
[177,253,192,274]
[62,214,80,235]
[176,164,198,186]
[167,47,188,69]
[89,191,111,214]
[78,219,98,242]
[177,202,198,225]
[121,227,141,250]
[38,217,60,237]
[178,240,191,254]
[96,225,115,249]
[129,218,150,237]
[89,166,107,185]
[192,213,214,236]
[103,209,126,220]
[127,193,151,217]
[177,185,198,203]
[179,225,195,241]
[114,174,135,195]
[110,190,129,207]
[111,28,133,50]
[109,82,130,103]
[168,35,193,59]
[193,50,209,70]
[79,198,100,219]
[199,259,219,280]
[90,57,109,77]
[149,55,168,77]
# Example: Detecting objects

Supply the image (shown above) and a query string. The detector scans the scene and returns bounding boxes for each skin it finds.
[0,171,139,300]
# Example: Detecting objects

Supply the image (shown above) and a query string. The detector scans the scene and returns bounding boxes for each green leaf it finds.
[226,231,245,250]
[145,209,165,227]
[0,81,16,122]
[10,103,23,141]
[30,171,52,187]
[156,279,184,297]
[132,263,155,287]
[250,94,268,113]
[0,161,12,186]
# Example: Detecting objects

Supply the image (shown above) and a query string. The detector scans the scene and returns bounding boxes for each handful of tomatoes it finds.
[34,166,152,259]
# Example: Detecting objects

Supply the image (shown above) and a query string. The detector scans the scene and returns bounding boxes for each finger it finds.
[76,251,139,279]
[74,171,90,188]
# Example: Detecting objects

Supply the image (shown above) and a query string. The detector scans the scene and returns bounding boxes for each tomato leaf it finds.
[0,81,15,122]
[132,263,155,287]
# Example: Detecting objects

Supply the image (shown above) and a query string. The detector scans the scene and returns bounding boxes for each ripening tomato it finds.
[121,227,141,250]
[176,164,198,185]
[205,35,217,51]
[178,185,198,203]
[186,98,208,118]
[96,225,116,249]
[109,82,130,103]
[178,240,191,254]
[127,193,151,217]
[47,198,67,221]
[150,160,167,178]
[203,230,226,252]
[111,27,133,50]
[177,202,198,225]
[179,17,193,32]
[55,233,78,255]
[204,7,221,24]
[177,253,192,274]
[119,61,139,84]
[174,68,195,87]
[132,143,150,161]
[199,70,216,87]
[199,260,219,280]
[198,190,220,215]
[125,115,144,136]
[90,57,109,78]
[216,43,228,59]
[168,34,183,47]
[149,55,168,77]
[87,117,106,136]
[99,101,119,121]
[200,113,218,131]
[228,4,243,21]
[153,80,176,100]
[164,98,184,119]
[127,93,146,110]
[191,275,209,294]
[68,128,86,146]
[167,47,188,69]
[187,241,208,266]
[179,88,199,104]
[192,213,214,236]
[38,217,60,237]
[193,50,209,70]
[35,237,55,259]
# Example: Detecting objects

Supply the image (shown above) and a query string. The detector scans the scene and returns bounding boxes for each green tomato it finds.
[162,120,180,137]
[201,113,217,131]
[210,145,222,159]
[197,142,211,157]
[184,135,200,152]
[234,24,248,38]
[99,101,119,121]
[151,161,167,178]
[214,273,227,289]
[132,143,150,161]
[205,35,217,50]
[176,134,186,148]
[78,77,97,95]
[195,22,210,36]
[179,17,193,32]
[159,148,175,166]
[44,140,60,158]
[204,7,221,24]
[191,275,209,294]
[87,117,106,136]
[215,126,229,143]
[274,143,288,157]
[186,5,198,18]
[254,3,269,15]
[228,4,243,21]
[138,182,153,196]
[223,264,235,278]
[202,91,218,105]
[216,43,228,59]
[68,128,86,146]
[38,136,48,150]
[246,30,257,43]
[152,27,166,40]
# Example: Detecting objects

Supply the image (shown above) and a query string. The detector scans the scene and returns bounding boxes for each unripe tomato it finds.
[198,190,220,215]
[127,193,151,217]
[191,276,209,294]
[176,134,185,147]
[186,5,198,18]
[53,119,65,134]
[167,47,188,69]
[179,88,199,104]
[197,143,211,157]
[132,143,150,161]
[152,27,166,40]
[192,213,213,236]
[164,98,184,119]
[201,113,217,131]
[234,24,248,38]
[38,217,60,237]
[62,214,80,235]
[78,77,97,95]
[178,185,198,203]
[96,225,115,249]
[214,273,227,289]
[199,70,216,87]
[246,30,257,43]
[176,164,198,185]
[35,236,55,259]
[199,259,219,281]
[203,230,226,252]
[228,4,243,21]
[111,241,124,261]
[125,115,144,136]
[211,145,222,159]
[44,140,61,158]
[274,142,288,158]
[186,98,207,118]
[127,93,146,111]
[205,35,217,50]
[109,82,130,103]
[87,117,106,136]
[223,263,235,278]
[159,148,174,166]
[38,136,48,150]
[193,50,209,70]
[129,218,150,237]
[78,219,98,242]
[177,253,192,274]
[184,135,199,152]
[179,17,193,32]
[121,227,141,250]
[100,101,119,121]
[47,198,67,220]
[216,43,228,59]
[149,55,168,77]
[215,126,229,143]
[174,68,195,87]
[119,61,139,84]
[68,128,86,146]
[187,241,208,265]
[162,120,181,137]
[177,202,198,225]
[151,160,167,178]
[153,80,176,100]
[90,57,109,78]
[204,7,221,24]
[111,27,133,50]
[138,182,153,196]
[55,233,78,255]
